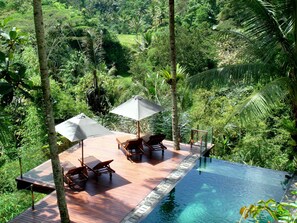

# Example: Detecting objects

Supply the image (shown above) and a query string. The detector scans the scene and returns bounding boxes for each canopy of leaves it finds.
[0,1,297,221]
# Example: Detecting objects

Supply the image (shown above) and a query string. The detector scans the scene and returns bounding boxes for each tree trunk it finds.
[291,3,297,142]
[292,1,297,144]
[32,1,70,222]
[169,0,180,150]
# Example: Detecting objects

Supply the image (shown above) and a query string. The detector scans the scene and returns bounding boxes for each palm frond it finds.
[287,76,297,102]
[160,64,188,85]
[188,63,277,88]
[277,0,295,35]
[217,29,281,64]
[232,77,291,124]
[238,0,297,67]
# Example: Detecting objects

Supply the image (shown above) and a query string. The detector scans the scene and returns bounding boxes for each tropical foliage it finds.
[0,0,297,222]
[191,0,297,123]
[239,197,297,223]
[190,0,297,167]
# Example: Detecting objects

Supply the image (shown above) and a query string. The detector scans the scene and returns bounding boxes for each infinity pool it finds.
[141,158,289,223]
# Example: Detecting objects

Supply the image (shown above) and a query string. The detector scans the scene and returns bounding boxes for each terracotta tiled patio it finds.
[11,132,192,223]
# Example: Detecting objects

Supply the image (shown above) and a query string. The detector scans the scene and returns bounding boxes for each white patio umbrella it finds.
[55,113,113,165]
[110,95,163,137]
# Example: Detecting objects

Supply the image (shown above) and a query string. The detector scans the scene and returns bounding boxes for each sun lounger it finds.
[61,161,88,191]
[142,133,167,156]
[116,137,144,160]
[79,155,115,180]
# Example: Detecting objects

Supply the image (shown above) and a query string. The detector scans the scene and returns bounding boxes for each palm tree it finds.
[32,1,70,222]
[190,0,297,141]
[169,0,180,150]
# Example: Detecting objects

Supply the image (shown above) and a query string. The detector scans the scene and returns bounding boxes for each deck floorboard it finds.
[10,132,192,223]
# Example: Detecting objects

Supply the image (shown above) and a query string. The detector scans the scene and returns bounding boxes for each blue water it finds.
[141,158,289,223]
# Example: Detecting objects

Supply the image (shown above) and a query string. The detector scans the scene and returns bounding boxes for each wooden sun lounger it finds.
[142,133,167,156]
[61,161,88,191]
[79,156,115,180]
[116,136,144,160]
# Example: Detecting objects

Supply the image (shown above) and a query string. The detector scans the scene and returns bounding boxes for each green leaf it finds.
[3,17,11,25]
[265,199,276,205]
[0,51,5,62]
[281,202,297,209]
[9,71,18,81]
[25,80,34,89]
[0,82,13,95]
[9,30,17,40]
[8,52,13,60]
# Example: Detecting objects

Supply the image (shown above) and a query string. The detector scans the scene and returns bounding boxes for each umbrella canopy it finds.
[110,95,163,137]
[55,113,112,164]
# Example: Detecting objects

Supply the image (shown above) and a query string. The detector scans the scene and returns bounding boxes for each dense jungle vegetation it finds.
[1,0,297,221]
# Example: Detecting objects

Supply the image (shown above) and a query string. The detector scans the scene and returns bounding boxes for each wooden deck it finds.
[11,132,195,223]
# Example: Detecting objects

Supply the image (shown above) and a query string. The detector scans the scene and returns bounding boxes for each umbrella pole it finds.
[137,121,140,138]
[81,140,84,166]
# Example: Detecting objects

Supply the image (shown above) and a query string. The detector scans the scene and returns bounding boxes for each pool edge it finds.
[120,153,201,223]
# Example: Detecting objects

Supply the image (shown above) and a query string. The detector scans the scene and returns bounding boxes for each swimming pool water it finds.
[141,158,289,223]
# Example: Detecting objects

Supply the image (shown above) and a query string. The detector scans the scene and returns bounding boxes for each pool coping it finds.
[121,149,202,223]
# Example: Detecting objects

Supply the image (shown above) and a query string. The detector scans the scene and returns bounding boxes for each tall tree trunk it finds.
[169,0,180,150]
[32,1,70,222]
[292,0,297,81]
[292,0,297,143]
